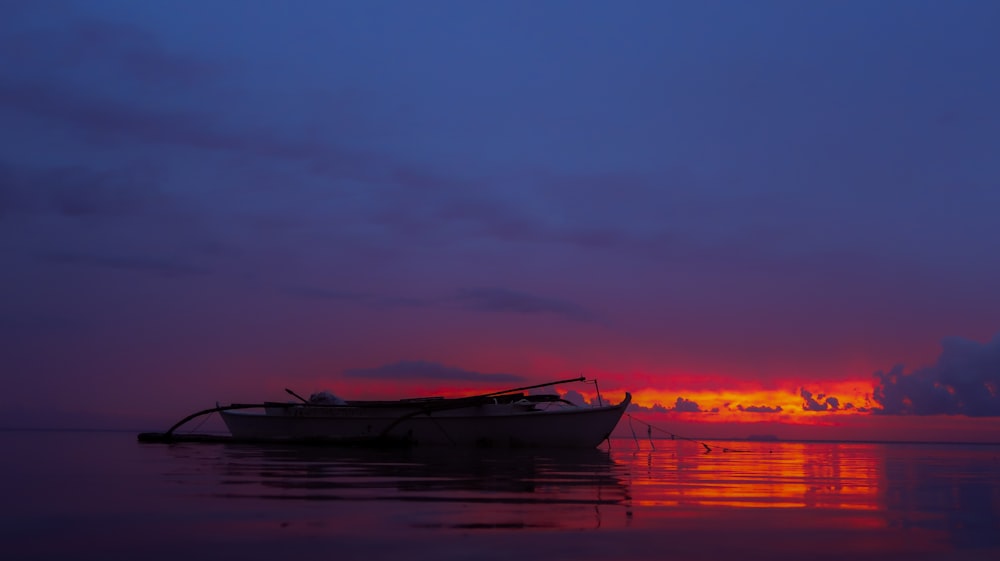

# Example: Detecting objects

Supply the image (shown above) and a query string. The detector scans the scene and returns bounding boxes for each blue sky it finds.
[2,1,999,437]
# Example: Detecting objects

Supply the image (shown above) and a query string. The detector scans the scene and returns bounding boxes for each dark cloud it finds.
[0,81,386,185]
[628,396,715,414]
[0,161,164,219]
[737,404,784,414]
[430,194,545,243]
[71,20,220,87]
[874,334,1000,416]
[0,17,219,88]
[342,360,525,383]
[279,286,431,311]
[555,226,631,249]
[279,285,592,327]
[801,388,842,412]
[559,390,589,406]
[0,312,85,333]
[279,285,372,303]
[628,402,670,413]
[455,287,600,324]
[0,22,706,263]
[366,168,664,255]
[673,397,702,413]
[431,188,632,250]
[0,82,233,150]
[0,167,27,218]
[37,250,210,277]
[0,16,463,203]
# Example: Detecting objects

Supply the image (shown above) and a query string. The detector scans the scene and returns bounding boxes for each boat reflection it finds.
[164,442,633,531]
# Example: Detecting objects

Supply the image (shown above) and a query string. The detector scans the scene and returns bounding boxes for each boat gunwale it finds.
[221,393,631,420]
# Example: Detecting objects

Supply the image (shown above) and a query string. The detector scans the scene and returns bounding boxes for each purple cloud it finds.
[277,284,597,327]
[0,80,388,186]
[628,396,714,414]
[673,397,702,413]
[343,360,525,383]
[454,287,601,324]
[1,18,220,88]
[801,388,843,412]
[737,404,784,414]
[37,250,210,278]
[0,161,165,219]
[628,402,670,413]
[0,82,218,146]
[558,390,588,406]
[279,285,373,304]
[874,334,1000,416]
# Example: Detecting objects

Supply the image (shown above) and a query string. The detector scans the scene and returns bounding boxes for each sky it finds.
[2,0,999,442]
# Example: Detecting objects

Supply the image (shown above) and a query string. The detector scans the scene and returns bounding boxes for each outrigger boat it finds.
[138,377,631,448]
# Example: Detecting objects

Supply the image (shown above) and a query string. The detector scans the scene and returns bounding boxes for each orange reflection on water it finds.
[625,441,882,511]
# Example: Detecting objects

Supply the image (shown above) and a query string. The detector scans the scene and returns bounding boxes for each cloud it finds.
[673,397,702,413]
[279,285,372,303]
[0,161,166,219]
[553,390,626,407]
[628,396,715,414]
[0,80,388,186]
[0,17,220,88]
[0,312,85,334]
[70,20,220,87]
[278,284,595,327]
[874,333,1000,416]
[0,81,230,149]
[0,17,468,205]
[279,285,433,311]
[1,21,708,264]
[801,388,842,412]
[559,390,589,406]
[342,360,526,383]
[454,287,600,324]
[628,402,669,413]
[37,250,210,277]
[736,404,784,414]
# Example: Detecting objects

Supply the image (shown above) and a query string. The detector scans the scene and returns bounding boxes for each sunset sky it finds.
[2,0,999,442]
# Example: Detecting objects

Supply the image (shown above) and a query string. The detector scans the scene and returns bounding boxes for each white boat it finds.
[140,377,631,448]
[221,392,631,447]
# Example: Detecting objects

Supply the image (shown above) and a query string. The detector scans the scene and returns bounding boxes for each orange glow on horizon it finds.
[627,379,875,424]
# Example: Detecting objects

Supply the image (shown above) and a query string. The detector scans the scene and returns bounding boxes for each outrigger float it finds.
[138,377,631,448]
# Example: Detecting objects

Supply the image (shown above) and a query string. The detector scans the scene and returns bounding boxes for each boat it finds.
[138,376,631,448]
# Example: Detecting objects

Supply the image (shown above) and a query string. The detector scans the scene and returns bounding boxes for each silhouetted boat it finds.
[139,376,631,448]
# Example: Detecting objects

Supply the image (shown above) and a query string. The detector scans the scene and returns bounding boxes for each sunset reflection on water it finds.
[1,431,998,561]
[624,441,881,510]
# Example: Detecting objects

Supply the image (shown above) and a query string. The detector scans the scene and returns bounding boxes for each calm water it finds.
[2,431,998,561]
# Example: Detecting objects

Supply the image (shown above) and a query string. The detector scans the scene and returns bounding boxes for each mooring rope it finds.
[625,414,756,453]
[181,409,215,434]
[592,379,604,407]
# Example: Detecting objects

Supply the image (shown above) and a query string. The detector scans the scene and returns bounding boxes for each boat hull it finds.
[220,393,631,448]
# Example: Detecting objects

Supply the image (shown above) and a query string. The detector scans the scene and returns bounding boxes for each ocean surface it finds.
[2,430,998,561]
